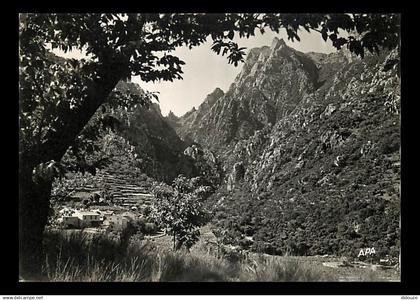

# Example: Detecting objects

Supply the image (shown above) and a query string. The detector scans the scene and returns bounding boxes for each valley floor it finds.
[143,225,400,282]
[42,224,400,282]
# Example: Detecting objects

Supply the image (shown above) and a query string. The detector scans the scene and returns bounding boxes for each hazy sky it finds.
[53,28,338,117]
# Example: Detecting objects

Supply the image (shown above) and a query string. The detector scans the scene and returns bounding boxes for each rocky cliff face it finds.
[175,38,321,151]
[172,38,400,258]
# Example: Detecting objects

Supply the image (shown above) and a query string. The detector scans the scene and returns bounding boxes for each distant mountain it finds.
[168,87,225,145]
[169,38,400,259]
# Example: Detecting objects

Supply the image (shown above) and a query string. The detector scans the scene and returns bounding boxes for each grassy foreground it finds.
[41,230,394,282]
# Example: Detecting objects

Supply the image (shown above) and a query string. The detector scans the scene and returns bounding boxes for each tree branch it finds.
[36,59,128,164]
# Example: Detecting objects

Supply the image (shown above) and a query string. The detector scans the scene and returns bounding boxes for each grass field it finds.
[41,227,400,282]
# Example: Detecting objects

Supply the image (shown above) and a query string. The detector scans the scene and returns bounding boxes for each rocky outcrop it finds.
[165,110,180,129]
[226,162,245,191]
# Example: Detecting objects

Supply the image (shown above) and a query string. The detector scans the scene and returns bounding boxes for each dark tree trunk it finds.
[173,234,176,251]
[19,156,52,280]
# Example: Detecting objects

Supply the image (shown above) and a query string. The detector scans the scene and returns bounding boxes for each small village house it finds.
[104,215,132,231]
[60,209,102,228]
[74,211,102,227]
[62,216,80,228]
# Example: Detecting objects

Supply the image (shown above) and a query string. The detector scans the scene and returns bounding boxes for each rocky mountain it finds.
[173,38,320,151]
[170,38,400,259]
[169,87,225,144]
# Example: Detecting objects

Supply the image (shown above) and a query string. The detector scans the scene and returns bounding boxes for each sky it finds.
[135,29,338,117]
[53,28,338,117]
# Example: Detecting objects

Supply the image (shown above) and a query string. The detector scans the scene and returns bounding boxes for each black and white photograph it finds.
[18,13,401,283]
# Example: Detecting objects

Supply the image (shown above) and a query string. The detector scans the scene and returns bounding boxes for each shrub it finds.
[380,133,399,154]
[239,256,335,282]
[43,229,156,281]
[154,251,229,282]
[151,175,210,250]
[144,223,158,234]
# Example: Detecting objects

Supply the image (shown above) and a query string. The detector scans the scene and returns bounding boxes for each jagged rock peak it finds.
[204,87,224,100]
[151,102,162,115]
[202,88,224,106]
[182,106,196,117]
[211,87,224,95]
[167,110,179,119]
[236,38,289,84]
[271,37,286,49]
[244,46,270,64]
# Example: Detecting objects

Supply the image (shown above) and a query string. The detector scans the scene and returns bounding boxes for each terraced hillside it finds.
[64,169,154,209]
[97,171,154,208]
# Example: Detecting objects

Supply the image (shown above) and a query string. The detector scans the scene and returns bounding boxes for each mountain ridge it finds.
[172,39,325,151]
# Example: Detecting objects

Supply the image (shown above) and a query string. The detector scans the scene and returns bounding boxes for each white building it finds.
[104,215,132,231]
[60,210,102,228]
[74,211,101,227]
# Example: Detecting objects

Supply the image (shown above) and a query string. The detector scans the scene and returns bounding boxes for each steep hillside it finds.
[120,100,191,182]
[172,39,400,259]
[109,81,222,185]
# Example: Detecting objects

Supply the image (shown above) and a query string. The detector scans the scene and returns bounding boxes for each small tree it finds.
[151,175,210,251]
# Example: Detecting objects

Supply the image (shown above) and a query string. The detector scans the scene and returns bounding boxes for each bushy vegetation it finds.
[151,175,211,250]
[43,230,155,281]
[238,255,334,282]
[42,230,337,282]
